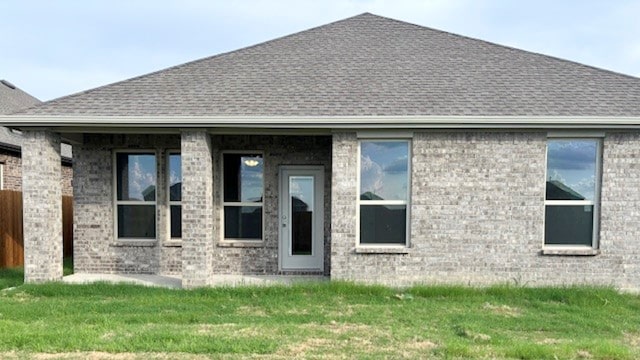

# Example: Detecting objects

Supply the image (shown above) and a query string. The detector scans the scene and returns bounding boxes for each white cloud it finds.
[361,154,383,196]
[129,158,155,200]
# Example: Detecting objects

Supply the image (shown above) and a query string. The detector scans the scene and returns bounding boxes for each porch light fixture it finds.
[244,159,260,167]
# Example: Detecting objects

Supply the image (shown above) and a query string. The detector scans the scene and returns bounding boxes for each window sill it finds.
[218,241,264,248]
[163,240,182,247]
[355,246,410,254]
[541,247,600,256]
[112,239,157,247]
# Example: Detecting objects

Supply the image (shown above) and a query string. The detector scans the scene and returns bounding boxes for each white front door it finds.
[279,166,324,271]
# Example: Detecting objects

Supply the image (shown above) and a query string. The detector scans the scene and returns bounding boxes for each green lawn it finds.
[0,267,639,359]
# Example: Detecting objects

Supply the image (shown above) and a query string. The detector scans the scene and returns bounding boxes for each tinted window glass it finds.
[117,205,156,238]
[169,154,181,202]
[545,205,594,246]
[360,141,409,201]
[224,206,262,239]
[360,205,406,244]
[223,154,263,202]
[546,140,597,201]
[170,205,182,239]
[116,153,156,201]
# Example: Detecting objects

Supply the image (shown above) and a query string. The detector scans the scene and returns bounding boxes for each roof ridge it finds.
[369,13,640,81]
[9,13,640,117]
[22,13,373,113]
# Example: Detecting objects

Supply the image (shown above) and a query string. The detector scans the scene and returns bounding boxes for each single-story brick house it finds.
[3,13,640,289]
[0,80,73,194]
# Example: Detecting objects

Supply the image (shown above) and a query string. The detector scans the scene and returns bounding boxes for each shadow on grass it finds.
[0,257,73,290]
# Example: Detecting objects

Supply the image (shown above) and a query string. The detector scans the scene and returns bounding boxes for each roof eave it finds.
[2,115,640,129]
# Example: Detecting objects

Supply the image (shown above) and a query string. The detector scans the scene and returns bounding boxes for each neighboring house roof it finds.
[12,13,640,118]
[546,180,586,201]
[0,79,40,115]
[0,80,72,160]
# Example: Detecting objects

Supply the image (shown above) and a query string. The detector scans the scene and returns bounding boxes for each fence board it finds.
[62,195,73,257]
[0,190,23,268]
[0,190,73,268]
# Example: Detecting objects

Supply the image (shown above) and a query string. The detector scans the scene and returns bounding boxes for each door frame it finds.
[278,165,325,271]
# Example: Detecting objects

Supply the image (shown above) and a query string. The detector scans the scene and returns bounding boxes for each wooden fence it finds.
[0,190,73,268]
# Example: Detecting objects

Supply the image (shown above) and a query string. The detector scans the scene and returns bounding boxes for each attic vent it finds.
[0,80,16,89]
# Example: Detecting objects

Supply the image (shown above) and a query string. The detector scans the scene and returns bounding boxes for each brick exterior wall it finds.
[181,130,215,288]
[70,130,640,289]
[0,148,72,195]
[600,132,640,291]
[331,131,640,289]
[73,133,332,279]
[73,134,179,274]
[22,130,63,282]
[211,135,332,276]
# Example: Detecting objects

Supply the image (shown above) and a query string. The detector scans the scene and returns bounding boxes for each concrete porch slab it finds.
[62,273,327,289]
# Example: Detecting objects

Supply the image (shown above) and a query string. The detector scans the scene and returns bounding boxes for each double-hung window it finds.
[168,152,182,239]
[115,152,157,239]
[544,138,601,248]
[222,153,264,240]
[358,140,410,245]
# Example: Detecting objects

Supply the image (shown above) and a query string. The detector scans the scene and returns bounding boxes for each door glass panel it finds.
[290,176,314,255]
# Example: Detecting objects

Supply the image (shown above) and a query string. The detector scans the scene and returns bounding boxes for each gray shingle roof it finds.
[0,126,72,159]
[0,81,72,159]
[16,13,640,117]
[0,80,40,115]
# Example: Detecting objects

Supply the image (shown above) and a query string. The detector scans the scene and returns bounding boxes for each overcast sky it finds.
[1,0,639,101]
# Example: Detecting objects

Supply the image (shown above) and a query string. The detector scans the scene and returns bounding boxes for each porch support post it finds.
[330,132,358,280]
[22,130,63,283]
[181,130,214,288]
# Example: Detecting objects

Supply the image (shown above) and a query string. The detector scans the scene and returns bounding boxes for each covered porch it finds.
[20,129,334,289]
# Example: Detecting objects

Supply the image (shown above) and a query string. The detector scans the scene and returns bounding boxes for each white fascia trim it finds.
[3,115,640,129]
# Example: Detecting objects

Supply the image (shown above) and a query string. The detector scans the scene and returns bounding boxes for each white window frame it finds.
[0,162,4,190]
[167,150,182,241]
[220,150,265,242]
[113,150,158,242]
[356,139,411,247]
[543,136,602,250]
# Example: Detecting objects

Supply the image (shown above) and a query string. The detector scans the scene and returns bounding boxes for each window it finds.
[115,152,157,239]
[358,140,410,245]
[0,163,3,190]
[545,139,601,247]
[168,152,182,239]
[222,153,263,240]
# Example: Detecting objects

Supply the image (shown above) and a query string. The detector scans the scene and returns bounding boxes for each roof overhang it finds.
[3,115,640,130]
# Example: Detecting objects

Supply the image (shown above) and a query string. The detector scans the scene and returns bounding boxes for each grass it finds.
[0,257,73,290]
[0,268,639,359]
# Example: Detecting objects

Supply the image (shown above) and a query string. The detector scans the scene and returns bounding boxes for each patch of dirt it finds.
[194,323,237,334]
[8,291,35,303]
[482,302,521,317]
[624,332,640,347]
[537,338,564,345]
[301,321,383,336]
[576,350,593,359]
[404,339,438,350]
[235,305,267,317]
[278,338,330,357]
[325,303,369,318]
[100,332,116,341]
